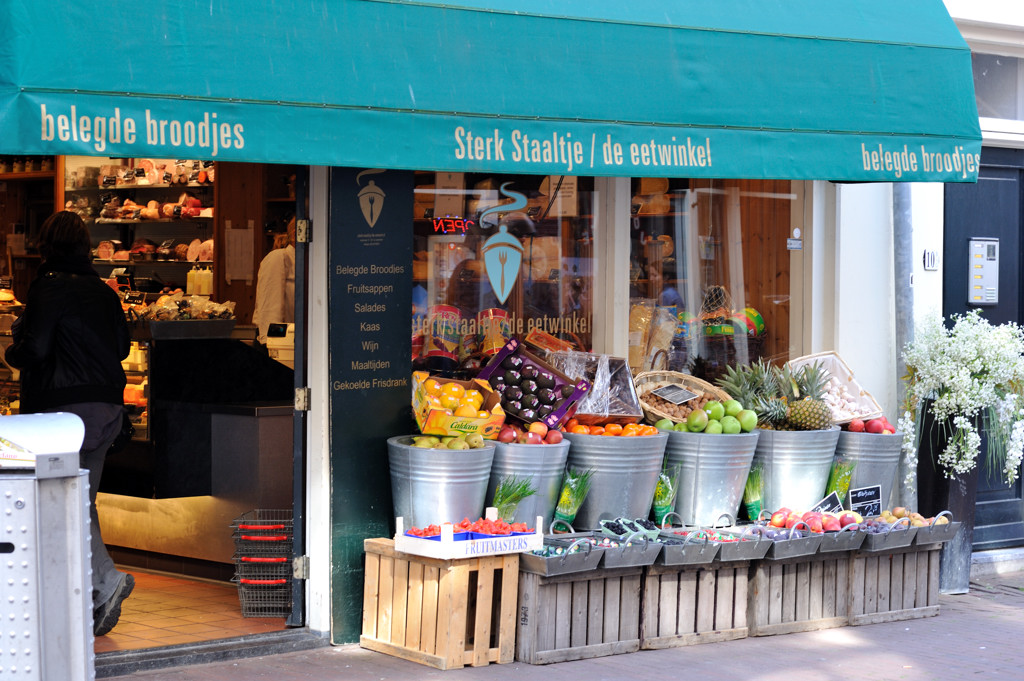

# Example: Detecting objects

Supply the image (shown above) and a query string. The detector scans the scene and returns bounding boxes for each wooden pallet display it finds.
[516,565,643,664]
[360,538,518,670]
[748,552,851,636]
[640,560,750,649]
[848,543,941,625]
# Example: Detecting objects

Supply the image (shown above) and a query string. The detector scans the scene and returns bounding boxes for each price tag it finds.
[849,485,882,518]
[0,277,12,290]
[810,491,843,514]
[651,384,698,405]
[123,291,146,305]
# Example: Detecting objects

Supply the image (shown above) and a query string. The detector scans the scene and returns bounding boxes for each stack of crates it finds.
[231,509,293,617]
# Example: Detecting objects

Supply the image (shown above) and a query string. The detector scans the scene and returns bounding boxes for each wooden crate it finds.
[360,538,518,670]
[748,552,851,636]
[849,543,941,625]
[516,566,643,664]
[641,561,749,649]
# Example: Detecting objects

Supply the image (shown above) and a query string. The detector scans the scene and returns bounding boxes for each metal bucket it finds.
[387,435,495,528]
[666,429,759,526]
[486,441,570,530]
[753,426,840,512]
[834,430,902,509]
[564,431,668,529]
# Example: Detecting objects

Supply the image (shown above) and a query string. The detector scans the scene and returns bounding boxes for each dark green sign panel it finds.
[328,168,413,643]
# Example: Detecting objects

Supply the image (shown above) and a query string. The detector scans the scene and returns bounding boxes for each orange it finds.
[604,423,623,436]
[570,424,590,435]
[621,423,640,437]
[454,404,479,418]
[424,378,444,396]
[641,425,659,436]
[440,393,461,411]
[441,382,465,401]
[463,389,484,409]
[565,418,580,431]
[589,426,605,436]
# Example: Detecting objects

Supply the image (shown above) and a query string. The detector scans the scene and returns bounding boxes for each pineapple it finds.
[754,395,788,429]
[781,361,833,430]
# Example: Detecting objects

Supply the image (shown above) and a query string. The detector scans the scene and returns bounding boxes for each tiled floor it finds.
[94,569,287,653]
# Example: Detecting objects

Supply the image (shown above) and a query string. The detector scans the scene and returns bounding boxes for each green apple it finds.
[724,399,743,417]
[654,418,676,431]
[465,433,485,449]
[447,437,470,450]
[704,401,725,421]
[720,415,742,434]
[412,435,440,448]
[704,419,724,435]
[737,409,758,432]
[686,409,709,432]
[674,421,689,432]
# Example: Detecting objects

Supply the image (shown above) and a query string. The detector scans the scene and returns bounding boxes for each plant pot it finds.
[916,401,980,594]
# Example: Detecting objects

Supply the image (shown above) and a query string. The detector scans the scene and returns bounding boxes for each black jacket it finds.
[5,256,129,412]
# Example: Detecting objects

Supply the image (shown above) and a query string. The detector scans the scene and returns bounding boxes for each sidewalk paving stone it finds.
[108,571,1024,681]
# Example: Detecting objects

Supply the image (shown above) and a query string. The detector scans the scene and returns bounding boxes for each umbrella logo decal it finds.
[480,184,528,304]
[356,169,387,228]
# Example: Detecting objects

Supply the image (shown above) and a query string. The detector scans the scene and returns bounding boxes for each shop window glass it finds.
[411,173,595,376]
[627,178,793,383]
[973,53,1021,120]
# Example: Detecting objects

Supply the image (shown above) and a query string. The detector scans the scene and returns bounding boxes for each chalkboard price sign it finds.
[849,485,882,518]
[652,384,699,405]
[810,491,844,514]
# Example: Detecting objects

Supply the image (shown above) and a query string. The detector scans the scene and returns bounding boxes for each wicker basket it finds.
[634,370,730,424]
[787,351,883,424]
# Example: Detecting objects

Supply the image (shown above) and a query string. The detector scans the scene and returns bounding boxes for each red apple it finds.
[838,511,862,527]
[523,431,544,445]
[769,510,789,528]
[822,516,841,532]
[848,419,865,433]
[528,421,549,438]
[785,513,802,529]
[497,425,517,443]
[865,419,885,434]
[544,429,564,445]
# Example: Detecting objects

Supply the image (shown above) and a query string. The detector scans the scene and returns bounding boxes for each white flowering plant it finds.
[901,310,1024,486]
[901,311,1024,485]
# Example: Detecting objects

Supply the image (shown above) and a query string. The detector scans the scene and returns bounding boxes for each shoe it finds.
[93,573,135,636]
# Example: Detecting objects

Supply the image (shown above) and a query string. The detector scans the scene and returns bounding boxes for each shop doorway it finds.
[943,146,1024,550]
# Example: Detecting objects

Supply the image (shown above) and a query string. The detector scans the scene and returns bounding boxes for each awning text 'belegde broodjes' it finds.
[0,0,981,182]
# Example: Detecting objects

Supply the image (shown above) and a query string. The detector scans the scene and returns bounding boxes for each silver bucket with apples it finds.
[486,422,570,530]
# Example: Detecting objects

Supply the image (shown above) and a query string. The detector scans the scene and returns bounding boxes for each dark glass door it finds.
[944,147,1024,549]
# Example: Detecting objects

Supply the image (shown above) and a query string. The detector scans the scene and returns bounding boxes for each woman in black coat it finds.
[5,210,134,636]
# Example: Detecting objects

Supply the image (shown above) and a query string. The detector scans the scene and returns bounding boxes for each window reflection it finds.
[411,173,595,377]
[628,178,794,382]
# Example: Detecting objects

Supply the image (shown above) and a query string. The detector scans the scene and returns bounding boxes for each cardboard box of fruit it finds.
[477,338,590,430]
[412,372,505,439]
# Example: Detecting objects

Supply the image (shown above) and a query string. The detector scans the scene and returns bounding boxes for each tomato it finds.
[604,423,623,436]
[621,423,640,436]
[570,424,590,434]
[589,426,605,436]
[565,418,580,431]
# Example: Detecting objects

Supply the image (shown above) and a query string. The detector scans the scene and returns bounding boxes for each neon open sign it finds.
[432,216,476,234]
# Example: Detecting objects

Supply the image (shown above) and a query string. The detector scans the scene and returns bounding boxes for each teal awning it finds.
[0,0,981,181]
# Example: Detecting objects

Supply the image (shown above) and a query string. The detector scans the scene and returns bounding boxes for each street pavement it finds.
[107,570,1024,681]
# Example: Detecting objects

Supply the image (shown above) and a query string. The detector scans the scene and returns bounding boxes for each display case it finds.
[63,156,217,297]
